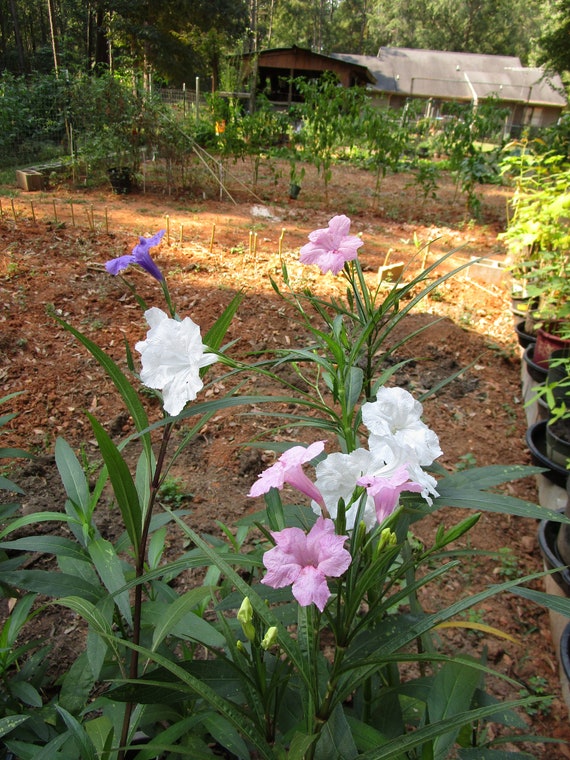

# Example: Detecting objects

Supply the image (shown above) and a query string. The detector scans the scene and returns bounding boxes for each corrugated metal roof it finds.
[331,48,567,107]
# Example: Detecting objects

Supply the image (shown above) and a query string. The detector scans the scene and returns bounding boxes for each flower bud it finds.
[377,527,397,554]
[237,597,255,642]
[261,626,278,650]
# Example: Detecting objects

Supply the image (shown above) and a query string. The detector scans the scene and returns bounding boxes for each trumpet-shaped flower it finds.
[299,214,363,275]
[106,229,166,281]
[248,441,325,507]
[262,517,351,611]
[312,449,377,530]
[135,307,217,416]
[362,387,442,466]
[357,466,423,524]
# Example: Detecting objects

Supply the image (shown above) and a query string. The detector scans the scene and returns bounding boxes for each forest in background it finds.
[0,0,569,91]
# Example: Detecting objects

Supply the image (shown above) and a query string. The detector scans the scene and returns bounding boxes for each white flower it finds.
[312,449,377,531]
[362,387,442,466]
[135,307,217,416]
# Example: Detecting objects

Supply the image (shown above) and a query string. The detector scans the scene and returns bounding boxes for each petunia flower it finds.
[299,214,363,275]
[248,441,326,507]
[362,387,442,466]
[105,229,166,281]
[135,307,217,416]
[357,465,423,524]
[262,517,351,611]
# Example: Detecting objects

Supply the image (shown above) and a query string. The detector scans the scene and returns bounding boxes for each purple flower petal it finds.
[105,229,166,281]
[299,215,363,275]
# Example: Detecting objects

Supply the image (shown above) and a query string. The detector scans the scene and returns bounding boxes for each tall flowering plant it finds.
[1,218,568,759]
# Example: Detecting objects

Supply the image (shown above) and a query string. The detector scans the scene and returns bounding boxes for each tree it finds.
[538,0,570,76]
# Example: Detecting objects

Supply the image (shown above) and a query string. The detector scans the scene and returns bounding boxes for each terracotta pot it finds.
[534,325,570,368]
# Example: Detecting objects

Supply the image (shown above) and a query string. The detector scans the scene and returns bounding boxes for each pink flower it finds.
[357,466,424,524]
[262,517,351,611]
[299,215,363,275]
[248,441,325,507]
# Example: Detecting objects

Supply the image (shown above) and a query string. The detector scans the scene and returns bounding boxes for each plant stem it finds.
[117,421,174,760]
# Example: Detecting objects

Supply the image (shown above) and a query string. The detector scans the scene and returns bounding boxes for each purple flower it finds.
[105,230,166,281]
[357,466,423,524]
[299,215,363,275]
[248,441,325,508]
[262,517,351,611]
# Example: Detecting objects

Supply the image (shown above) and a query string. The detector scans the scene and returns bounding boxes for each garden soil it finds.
[2,158,570,757]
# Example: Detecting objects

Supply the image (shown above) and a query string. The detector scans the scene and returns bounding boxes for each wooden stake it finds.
[209,223,216,253]
[165,215,170,245]
[179,224,184,244]
[105,207,109,234]
[0,199,3,217]
[279,228,285,258]
[11,199,17,223]
[90,205,95,231]
[30,202,36,224]
[249,230,253,258]
[53,199,58,223]
[70,202,75,227]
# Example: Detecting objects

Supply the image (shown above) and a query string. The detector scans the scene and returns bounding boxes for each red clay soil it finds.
[1,158,570,757]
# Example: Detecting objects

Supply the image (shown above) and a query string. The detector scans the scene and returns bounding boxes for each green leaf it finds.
[88,414,142,553]
[0,535,88,563]
[9,680,43,707]
[88,537,133,626]
[149,588,223,650]
[58,653,95,715]
[204,291,243,351]
[287,732,318,760]
[203,713,250,760]
[55,316,152,462]
[427,660,482,760]
[1,569,103,602]
[56,706,98,760]
[55,437,90,515]
[0,714,29,739]
[314,703,359,759]
[0,475,25,494]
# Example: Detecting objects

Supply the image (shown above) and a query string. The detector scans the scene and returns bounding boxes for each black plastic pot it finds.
[523,344,548,384]
[546,420,570,469]
[289,183,301,200]
[515,319,537,350]
[526,420,569,489]
[538,515,570,596]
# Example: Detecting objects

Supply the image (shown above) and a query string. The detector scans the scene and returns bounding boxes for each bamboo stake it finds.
[53,199,58,223]
[209,223,216,253]
[0,199,3,217]
[90,205,95,231]
[11,199,17,223]
[165,215,170,245]
[179,224,184,244]
[30,202,36,224]
[279,228,285,259]
[105,207,109,234]
[70,202,75,227]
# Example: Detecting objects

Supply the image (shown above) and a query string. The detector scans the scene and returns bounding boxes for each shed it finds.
[241,46,375,106]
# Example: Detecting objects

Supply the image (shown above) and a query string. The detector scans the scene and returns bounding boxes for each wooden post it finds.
[179,224,184,244]
[279,228,286,258]
[30,202,36,224]
[70,202,75,227]
[105,207,109,234]
[165,215,170,245]
[11,199,17,223]
[209,223,216,253]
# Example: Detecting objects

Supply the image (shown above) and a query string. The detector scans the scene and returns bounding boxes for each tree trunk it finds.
[47,0,59,75]
[8,0,26,73]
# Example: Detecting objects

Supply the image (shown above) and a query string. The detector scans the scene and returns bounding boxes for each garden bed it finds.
[1,160,570,757]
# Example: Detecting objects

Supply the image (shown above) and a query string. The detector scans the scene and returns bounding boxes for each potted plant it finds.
[288,160,305,199]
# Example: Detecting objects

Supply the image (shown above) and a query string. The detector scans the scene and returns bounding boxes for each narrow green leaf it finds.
[0,715,29,739]
[88,414,141,553]
[150,588,220,650]
[56,706,98,760]
[88,537,133,626]
[9,680,43,707]
[1,569,103,602]
[55,437,90,514]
